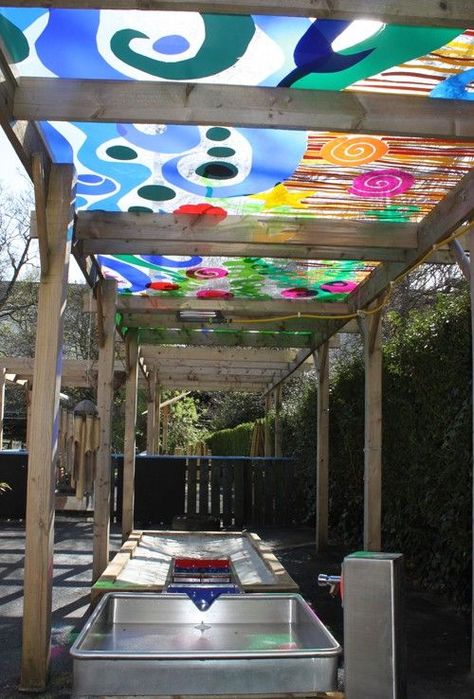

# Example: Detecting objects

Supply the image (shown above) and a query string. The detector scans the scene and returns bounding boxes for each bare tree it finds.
[0,183,38,320]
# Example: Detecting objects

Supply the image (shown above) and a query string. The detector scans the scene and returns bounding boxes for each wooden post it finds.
[156,384,162,454]
[470,228,474,672]
[162,404,169,454]
[274,385,282,458]
[92,279,116,584]
[359,304,384,551]
[122,329,138,542]
[146,369,156,454]
[0,368,5,450]
[314,342,330,552]
[264,394,272,457]
[20,164,75,692]
[25,380,32,450]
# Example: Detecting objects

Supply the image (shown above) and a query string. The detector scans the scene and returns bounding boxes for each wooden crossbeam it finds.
[110,296,351,317]
[76,211,418,263]
[157,379,265,392]
[140,346,298,363]
[137,327,314,348]
[15,78,474,141]
[0,1,471,26]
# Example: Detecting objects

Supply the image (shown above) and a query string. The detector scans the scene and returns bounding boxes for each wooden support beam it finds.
[0,368,5,450]
[156,385,162,454]
[274,385,282,459]
[314,342,330,552]
[122,329,138,542]
[470,227,474,673]
[138,327,314,349]
[359,301,384,551]
[351,169,474,311]
[0,1,472,26]
[157,380,264,392]
[31,153,49,278]
[264,394,272,458]
[92,279,116,584]
[146,369,157,455]
[17,78,474,141]
[142,346,299,363]
[20,164,75,692]
[109,295,350,318]
[76,211,417,251]
[161,404,170,454]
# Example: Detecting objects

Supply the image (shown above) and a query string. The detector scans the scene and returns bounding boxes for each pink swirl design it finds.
[187,267,228,279]
[196,289,234,299]
[281,287,317,299]
[320,281,357,294]
[349,169,415,198]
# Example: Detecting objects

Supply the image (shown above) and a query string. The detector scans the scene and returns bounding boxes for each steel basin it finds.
[71,592,341,696]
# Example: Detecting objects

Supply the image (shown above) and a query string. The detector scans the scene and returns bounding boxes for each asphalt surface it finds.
[0,519,472,698]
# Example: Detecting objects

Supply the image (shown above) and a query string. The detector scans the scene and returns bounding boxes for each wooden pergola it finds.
[0,0,473,691]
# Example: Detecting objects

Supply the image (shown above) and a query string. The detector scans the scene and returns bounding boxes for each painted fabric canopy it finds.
[1,8,473,302]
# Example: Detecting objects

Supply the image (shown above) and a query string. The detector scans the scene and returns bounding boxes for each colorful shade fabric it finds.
[1,8,472,302]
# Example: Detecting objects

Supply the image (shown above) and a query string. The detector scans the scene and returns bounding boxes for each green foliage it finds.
[279,291,472,607]
[201,391,264,431]
[167,396,206,453]
[206,422,254,456]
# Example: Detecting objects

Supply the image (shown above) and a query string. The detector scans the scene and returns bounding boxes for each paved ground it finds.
[0,519,472,698]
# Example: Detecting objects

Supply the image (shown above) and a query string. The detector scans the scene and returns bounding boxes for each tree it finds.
[0,183,37,319]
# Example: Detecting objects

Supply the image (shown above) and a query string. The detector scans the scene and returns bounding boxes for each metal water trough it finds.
[71,592,341,696]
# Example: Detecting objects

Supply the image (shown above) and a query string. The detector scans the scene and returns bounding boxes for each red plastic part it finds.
[174,557,230,570]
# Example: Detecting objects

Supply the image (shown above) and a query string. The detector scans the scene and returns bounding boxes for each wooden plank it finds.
[360,302,384,551]
[0,368,5,450]
[142,347,299,363]
[110,295,351,318]
[77,210,417,249]
[198,457,209,515]
[122,329,139,542]
[274,387,282,458]
[351,169,474,311]
[186,459,197,515]
[155,384,162,454]
[0,0,471,26]
[210,460,221,518]
[16,77,474,140]
[222,463,233,527]
[20,164,75,692]
[139,328,314,349]
[146,369,157,454]
[31,153,49,278]
[92,279,117,584]
[160,380,265,392]
[314,343,330,552]
[470,227,474,673]
[245,532,299,593]
[233,461,245,529]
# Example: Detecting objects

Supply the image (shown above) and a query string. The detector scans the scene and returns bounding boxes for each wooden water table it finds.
[91,529,299,605]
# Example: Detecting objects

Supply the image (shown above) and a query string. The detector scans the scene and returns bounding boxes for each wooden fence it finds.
[184,456,295,528]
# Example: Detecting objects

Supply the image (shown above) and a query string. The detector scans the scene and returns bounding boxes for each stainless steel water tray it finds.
[71,592,341,696]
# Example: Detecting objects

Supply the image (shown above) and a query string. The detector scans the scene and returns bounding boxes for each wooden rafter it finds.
[15,78,474,141]
[76,211,418,263]
[0,1,472,27]
[137,327,315,349]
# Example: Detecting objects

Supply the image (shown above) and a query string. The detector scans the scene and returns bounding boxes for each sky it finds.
[0,129,84,283]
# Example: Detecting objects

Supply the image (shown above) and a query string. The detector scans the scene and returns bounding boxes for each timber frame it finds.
[0,0,473,692]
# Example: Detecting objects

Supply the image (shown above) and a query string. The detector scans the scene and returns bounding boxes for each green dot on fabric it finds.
[106,146,138,160]
[206,127,231,141]
[137,185,176,201]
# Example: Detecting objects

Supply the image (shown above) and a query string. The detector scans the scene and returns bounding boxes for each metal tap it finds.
[317,573,341,598]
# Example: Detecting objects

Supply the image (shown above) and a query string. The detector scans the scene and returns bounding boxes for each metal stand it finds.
[343,552,406,699]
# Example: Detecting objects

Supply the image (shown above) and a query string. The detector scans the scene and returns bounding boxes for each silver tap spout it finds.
[317,574,341,587]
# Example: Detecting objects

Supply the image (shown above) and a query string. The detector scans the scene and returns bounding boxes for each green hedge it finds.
[206,421,254,456]
[281,292,472,607]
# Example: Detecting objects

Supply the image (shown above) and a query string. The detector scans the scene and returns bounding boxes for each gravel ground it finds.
[0,519,472,698]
